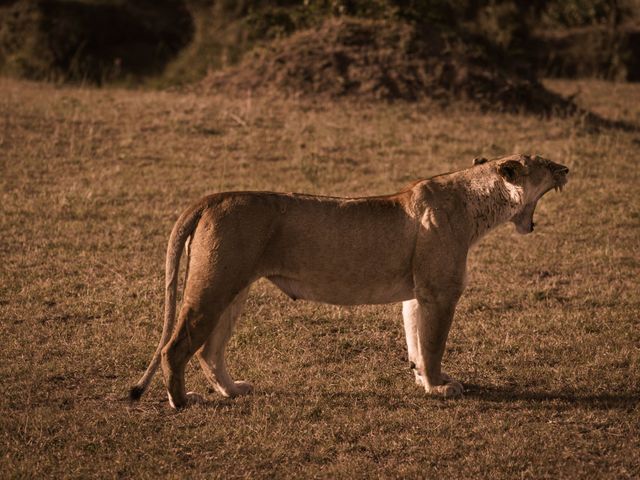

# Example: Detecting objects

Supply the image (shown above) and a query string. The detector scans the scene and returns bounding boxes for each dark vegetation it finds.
[0,0,194,83]
[1,0,639,87]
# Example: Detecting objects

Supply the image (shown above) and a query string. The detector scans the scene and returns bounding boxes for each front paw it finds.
[413,371,459,391]
[424,377,463,398]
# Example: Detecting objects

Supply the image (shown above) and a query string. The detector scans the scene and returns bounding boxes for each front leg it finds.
[402,300,423,387]
[403,294,463,398]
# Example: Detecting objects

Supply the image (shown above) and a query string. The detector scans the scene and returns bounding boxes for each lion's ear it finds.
[498,160,524,183]
[473,157,488,166]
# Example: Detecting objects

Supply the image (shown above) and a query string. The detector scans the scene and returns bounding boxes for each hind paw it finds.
[228,381,253,397]
[186,391,206,404]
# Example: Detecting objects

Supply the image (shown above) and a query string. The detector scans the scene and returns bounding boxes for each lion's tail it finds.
[129,204,204,401]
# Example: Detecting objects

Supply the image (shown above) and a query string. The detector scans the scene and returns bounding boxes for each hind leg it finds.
[197,287,253,398]
[160,205,269,408]
[161,290,244,409]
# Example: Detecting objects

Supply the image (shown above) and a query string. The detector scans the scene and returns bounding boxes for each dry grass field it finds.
[1,77,639,478]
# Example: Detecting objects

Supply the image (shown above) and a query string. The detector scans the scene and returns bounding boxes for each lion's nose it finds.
[556,166,569,174]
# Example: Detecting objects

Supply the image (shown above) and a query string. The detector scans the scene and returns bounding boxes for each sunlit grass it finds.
[0,78,638,478]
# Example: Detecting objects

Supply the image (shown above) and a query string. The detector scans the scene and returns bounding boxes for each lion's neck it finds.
[463,177,523,244]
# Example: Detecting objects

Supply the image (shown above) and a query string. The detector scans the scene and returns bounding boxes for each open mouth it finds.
[516,166,569,234]
[552,167,569,193]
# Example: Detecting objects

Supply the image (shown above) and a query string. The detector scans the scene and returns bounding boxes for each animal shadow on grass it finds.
[263,385,640,412]
[124,384,638,412]
[145,388,441,412]
[463,383,639,410]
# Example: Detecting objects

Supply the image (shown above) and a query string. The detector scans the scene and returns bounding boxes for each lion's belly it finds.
[244,192,418,304]
[266,274,415,305]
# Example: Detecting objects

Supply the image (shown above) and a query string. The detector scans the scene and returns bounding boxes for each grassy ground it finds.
[1,78,638,478]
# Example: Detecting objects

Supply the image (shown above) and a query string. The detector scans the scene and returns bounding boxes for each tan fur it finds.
[130,154,569,408]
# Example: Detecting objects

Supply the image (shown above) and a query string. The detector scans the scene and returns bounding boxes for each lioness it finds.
[130,154,568,409]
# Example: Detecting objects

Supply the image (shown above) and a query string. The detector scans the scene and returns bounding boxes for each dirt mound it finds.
[202,18,577,115]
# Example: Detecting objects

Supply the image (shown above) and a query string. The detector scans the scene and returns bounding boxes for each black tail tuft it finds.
[129,385,144,401]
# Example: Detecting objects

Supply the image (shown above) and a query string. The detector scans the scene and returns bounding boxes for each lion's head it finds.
[497,154,569,234]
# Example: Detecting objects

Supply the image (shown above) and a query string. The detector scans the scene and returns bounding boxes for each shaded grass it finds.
[0,78,638,478]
